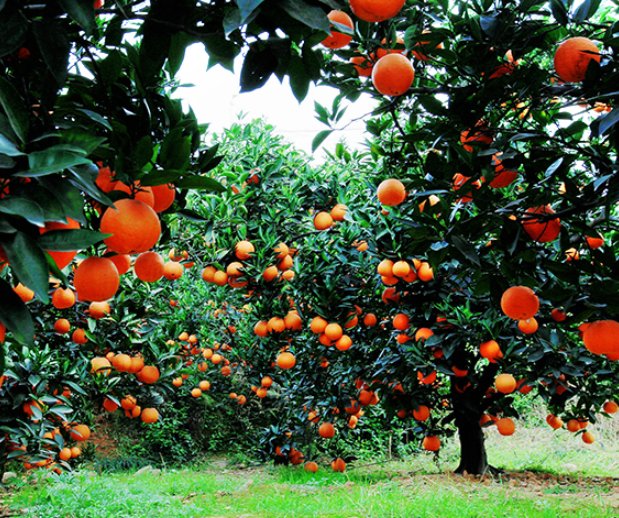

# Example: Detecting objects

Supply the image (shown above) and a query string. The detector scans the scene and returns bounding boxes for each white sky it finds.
[175,43,377,157]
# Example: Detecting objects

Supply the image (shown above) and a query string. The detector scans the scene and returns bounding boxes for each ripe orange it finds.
[213,270,228,286]
[330,203,347,221]
[69,424,91,442]
[254,321,269,337]
[304,461,319,473]
[551,308,567,322]
[372,53,414,96]
[191,388,202,397]
[110,181,154,208]
[500,286,539,320]
[321,10,354,49]
[134,252,165,282]
[108,254,131,275]
[52,288,75,309]
[351,53,374,76]
[277,351,296,369]
[39,218,80,270]
[138,365,160,384]
[112,354,132,372]
[73,256,120,302]
[319,422,335,439]
[422,435,440,451]
[91,357,111,376]
[497,417,515,436]
[363,313,377,326]
[582,431,595,444]
[349,0,405,22]
[566,419,580,432]
[489,154,518,188]
[150,184,176,213]
[201,265,216,282]
[72,328,88,344]
[518,318,538,334]
[13,283,34,302]
[58,447,72,462]
[554,37,601,83]
[411,31,443,61]
[88,301,110,319]
[415,327,434,342]
[522,205,561,243]
[310,316,328,334]
[417,262,434,282]
[460,123,493,152]
[314,211,333,230]
[141,408,159,423]
[100,199,161,254]
[393,313,410,331]
[324,323,343,341]
[583,320,619,355]
[603,401,619,414]
[335,335,352,351]
[235,240,255,260]
[479,340,503,362]
[586,235,604,249]
[262,265,278,282]
[377,179,406,206]
[163,261,184,280]
[495,373,516,394]
[376,36,406,59]
[413,405,430,421]
[331,457,346,472]
[199,380,211,391]
[53,318,70,334]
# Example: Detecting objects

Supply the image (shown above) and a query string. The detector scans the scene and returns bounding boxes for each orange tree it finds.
[306,0,619,474]
[0,0,338,476]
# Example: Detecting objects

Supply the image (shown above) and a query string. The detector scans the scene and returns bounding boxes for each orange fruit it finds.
[69,424,90,442]
[479,340,503,362]
[138,365,160,384]
[417,262,434,281]
[582,431,595,444]
[53,318,70,334]
[583,320,619,355]
[199,380,211,391]
[350,53,374,76]
[90,357,111,376]
[335,335,352,351]
[254,321,269,337]
[262,265,278,282]
[163,261,184,280]
[310,316,328,334]
[318,422,335,439]
[495,373,516,394]
[96,165,116,192]
[489,154,518,188]
[277,352,296,369]
[88,301,110,319]
[330,203,347,221]
[13,283,34,302]
[304,461,319,473]
[363,313,377,326]
[372,53,414,96]
[73,256,120,302]
[58,447,72,461]
[324,323,343,341]
[72,328,88,344]
[497,417,515,436]
[201,266,216,282]
[586,235,604,249]
[518,318,538,334]
[349,0,405,22]
[108,254,131,275]
[191,388,202,398]
[377,179,406,206]
[415,327,434,342]
[392,260,411,278]
[551,308,567,322]
[554,37,601,83]
[52,288,75,309]
[110,181,154,208]
[411,31,443,61]
[603,401,619,414]
[413,405,430,421]
[314,211,333,230]
[393,313,410,331]
[100,199,161,254]
[321,10,354,49]
[39,218,80,270]
[134,252,165,282]
[422,435,440,451]
[522,205,561,243]
[235,240,255,260]
[331,457,346,472]
[501,286,539,320]
[150,184,176,213]
[141,408,159,423]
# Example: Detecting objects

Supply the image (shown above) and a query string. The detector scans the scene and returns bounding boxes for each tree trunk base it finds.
[454,463,504,476]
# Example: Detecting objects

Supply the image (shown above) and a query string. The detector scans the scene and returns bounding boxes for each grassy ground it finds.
[5,408,619,518]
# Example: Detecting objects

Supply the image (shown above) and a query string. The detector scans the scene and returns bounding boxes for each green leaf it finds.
[0,76,28,144]
[0,197,45,227]
[176,209,210,222]
[32,20,71,89]
[75,109,112,131]
[0,133,22,156]
[598,107,619,137]
[38,178,86,224]
[139,170,183,186]
[288,54,310,102]
[0,10,28,57]
[451,235,480,266]
[135,136,153,169]
[223,8,244,36]
[573,0,602,22]
[280,0,331,32]
[202,36,240,72]
[66,163,114,208]
[57,0,95,34]
[60,128,106,156]
[312,130,332,152]
[38,229,110,251]
[2,232,50,304]
[240,41,283,92]
[98,50,123,86]
[176,176,225,192]
[168,33,194,76]
[237,0,267,23]
[21,148,91,177]
[550,0,569,25]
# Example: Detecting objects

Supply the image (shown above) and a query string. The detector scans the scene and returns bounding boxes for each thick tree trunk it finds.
[454,412,491,475]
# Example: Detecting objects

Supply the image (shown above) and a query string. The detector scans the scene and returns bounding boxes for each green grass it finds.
[8,413,619,518]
